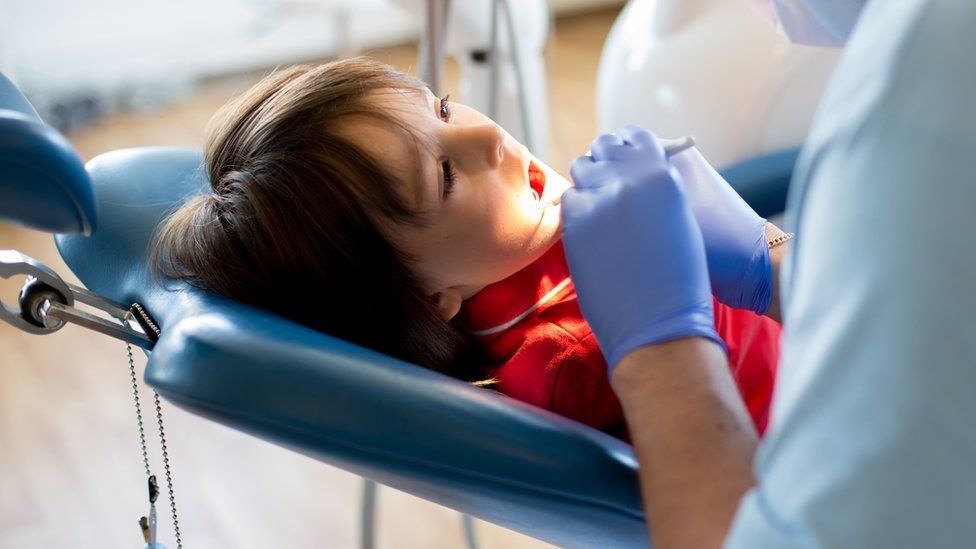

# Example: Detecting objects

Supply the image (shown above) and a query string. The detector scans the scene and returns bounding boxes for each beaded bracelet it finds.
[768,232,795,249]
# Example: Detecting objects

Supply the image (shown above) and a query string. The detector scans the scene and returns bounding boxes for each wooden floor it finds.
[0,8,619,549]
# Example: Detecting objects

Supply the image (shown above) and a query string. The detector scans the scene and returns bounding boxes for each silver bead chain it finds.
[127,303,182,549]
[126,342,151,478]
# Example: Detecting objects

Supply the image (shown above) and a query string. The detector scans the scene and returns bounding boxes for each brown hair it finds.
[150,58,488,381]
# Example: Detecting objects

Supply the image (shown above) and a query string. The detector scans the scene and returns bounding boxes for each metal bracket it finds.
[1,249,73,334]
[1,249,155,349]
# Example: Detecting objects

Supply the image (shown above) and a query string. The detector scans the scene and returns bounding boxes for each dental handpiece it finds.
[544,135,697,208]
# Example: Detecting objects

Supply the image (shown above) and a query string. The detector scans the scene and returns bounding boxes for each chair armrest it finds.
[0,109,96,234]
[0,72,96,235]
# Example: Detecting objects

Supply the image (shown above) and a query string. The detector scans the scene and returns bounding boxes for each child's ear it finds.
[432,287,463,322]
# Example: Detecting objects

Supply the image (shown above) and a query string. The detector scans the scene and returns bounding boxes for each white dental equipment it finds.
[598,0,842,168]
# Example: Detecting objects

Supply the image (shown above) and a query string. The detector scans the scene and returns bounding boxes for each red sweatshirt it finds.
[460,241,781,437]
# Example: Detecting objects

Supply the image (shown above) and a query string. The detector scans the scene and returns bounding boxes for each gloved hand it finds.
[662,132,772,314]
[562,126,723,371]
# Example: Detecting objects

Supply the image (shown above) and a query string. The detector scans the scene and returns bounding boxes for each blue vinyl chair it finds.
[0,74,96,235]
[2,72,795,548]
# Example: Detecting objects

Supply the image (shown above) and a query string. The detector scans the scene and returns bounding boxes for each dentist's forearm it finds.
[611,338,758,549]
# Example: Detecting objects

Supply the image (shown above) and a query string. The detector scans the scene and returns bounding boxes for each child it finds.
[151,57,780,439]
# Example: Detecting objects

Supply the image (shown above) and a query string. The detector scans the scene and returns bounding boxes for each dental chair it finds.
[1,73,792,548]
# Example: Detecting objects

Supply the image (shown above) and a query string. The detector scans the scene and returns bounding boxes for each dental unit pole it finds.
[420,0,448,98]
[397,0,551,161]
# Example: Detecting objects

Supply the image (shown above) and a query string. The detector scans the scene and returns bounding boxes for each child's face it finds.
[342,88,570,319]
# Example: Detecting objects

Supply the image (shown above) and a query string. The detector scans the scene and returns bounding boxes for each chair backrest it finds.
[56,147,649,548]
[720,148,798,219]
[0,73,96,235]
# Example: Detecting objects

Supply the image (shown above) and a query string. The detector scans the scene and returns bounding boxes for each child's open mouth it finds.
[528,160,546,200]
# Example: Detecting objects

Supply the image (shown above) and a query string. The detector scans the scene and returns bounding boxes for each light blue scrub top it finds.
[726,0,976,547]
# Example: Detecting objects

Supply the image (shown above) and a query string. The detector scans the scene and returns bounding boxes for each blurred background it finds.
[0,1,625,547]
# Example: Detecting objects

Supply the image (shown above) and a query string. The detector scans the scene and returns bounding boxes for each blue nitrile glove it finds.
[562,126,723,371]
[656,128,772,315]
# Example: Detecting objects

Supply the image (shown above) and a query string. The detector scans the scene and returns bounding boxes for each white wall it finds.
[5,0,413,94]
[2,0,621,127]
[4,0,623,94]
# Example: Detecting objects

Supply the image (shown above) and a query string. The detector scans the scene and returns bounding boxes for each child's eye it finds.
[439,95,452,121]
[442,160,457,198]
[439,95,455,198]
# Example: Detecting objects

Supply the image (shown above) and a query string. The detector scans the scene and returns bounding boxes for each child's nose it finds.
[463,123,505,169]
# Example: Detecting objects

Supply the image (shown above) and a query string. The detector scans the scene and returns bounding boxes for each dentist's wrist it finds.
[763,222,789,322]
[765,222,794,249]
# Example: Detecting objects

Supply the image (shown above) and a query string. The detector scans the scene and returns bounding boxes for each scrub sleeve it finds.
[726,1,976,547]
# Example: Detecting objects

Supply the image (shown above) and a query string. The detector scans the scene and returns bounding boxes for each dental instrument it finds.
[543,135,697,209]
[664,136,697,157]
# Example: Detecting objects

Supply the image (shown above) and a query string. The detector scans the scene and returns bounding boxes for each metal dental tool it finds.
[543,135,697,209]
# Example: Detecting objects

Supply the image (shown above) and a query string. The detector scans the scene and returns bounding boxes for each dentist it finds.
[562,1,976,547]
